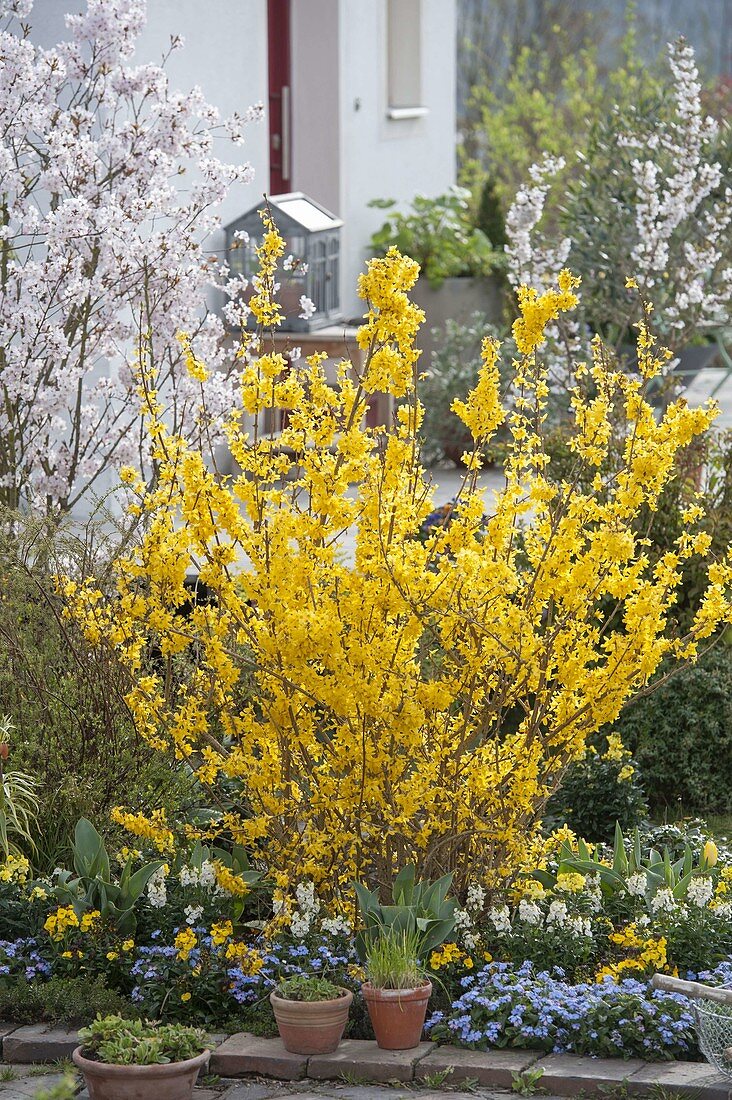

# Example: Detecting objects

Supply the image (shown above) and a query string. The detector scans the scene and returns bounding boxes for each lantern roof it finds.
[225,192,343,235]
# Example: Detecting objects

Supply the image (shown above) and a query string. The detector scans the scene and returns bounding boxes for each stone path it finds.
[683,366,732,429]
[1,1029,730,1100]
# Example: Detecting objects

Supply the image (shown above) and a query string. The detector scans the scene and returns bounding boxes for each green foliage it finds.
[0,976,130,1026]
[511,1067,545,1096]
[365,927,424,990]
[368,188,501,288]
[661,905,732,974]
[462,25,653,219]
[544,750,648,844]
[77,1014,209,1066]
[475,177,507,252]
[354,865,456,961]
[0,515,189,871]
[0,720,39,857]
[52,818,163,935]
[275,975,344,1001]
[612,647,732,816]
[32,1076,78,1100]
[536,823,718,905]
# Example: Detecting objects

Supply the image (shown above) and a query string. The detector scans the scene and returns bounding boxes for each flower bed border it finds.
[0,1026,728,1099]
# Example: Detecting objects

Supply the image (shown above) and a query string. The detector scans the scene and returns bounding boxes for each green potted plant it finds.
[362,927,432,1050]
[368,187,504,365]
[270,974,353,1054]
[72,1015,211,1100]
[354,865,456,1050]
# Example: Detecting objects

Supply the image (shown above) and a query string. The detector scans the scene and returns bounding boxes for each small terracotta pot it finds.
[362,980,432,1050]
[72,1046,209,1100]
[270,987,353,1054]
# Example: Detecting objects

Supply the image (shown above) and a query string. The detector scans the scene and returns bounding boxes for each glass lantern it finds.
[224,192,343,332]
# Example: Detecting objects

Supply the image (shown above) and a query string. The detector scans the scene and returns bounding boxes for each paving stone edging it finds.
[2,1026,729,1099]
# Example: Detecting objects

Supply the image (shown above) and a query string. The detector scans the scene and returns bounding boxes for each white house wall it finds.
[137,0,271,231]
[291,0,341,219]
[337,0,457,318]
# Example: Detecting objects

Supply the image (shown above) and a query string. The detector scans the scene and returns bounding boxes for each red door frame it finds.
[268,0,292,195]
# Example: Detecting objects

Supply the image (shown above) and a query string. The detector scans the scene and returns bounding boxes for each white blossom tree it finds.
[0,0,260,513]
[505,40,732,373]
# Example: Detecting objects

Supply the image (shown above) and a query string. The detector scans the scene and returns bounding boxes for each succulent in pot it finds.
[270,974,353,1055]
[72,1015,211,1100]
[355,866,456,1050]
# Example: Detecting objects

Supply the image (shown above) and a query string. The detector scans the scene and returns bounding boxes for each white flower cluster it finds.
[686,876,714,908]
[504,38,731,364]
[299,294,316,320]
[489,905,512,934]
[453,882,486,950]
[179,860,216,888]
[147,865,167,909]
[184,903,204,925]
[626,872,648,898]
[320,914,352,937]
[505,155,571,293]
[518,898,542,926]
[283,254,308,274]
[630,42,730,333]
[544,898,592,937]
[290,880,320,938]
[650,887,677,914]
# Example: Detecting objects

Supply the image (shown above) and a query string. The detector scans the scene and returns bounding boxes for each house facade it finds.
[34,0,457,317]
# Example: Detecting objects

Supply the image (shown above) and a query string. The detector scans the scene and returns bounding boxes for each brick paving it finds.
[1,1028,730,1100]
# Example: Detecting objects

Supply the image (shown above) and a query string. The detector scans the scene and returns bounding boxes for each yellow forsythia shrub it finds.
[63,216,732,902]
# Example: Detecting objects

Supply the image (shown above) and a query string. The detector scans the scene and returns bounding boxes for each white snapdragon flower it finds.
[179,865,196,887]
[687,876,714,908]
[147,866,167,909]
[199,860,216,888]
[650,887,677,914]
[320,915,352,936]
[184,904,204,925]
[626,872,648,898]
[490,905,512,934]
[518,899,542,926]
[453,908,478,950]
[295,880,320,914]
[546,899,568,926]
[290,912,312,938]
[466,883,486,912]
[567,915,593,937]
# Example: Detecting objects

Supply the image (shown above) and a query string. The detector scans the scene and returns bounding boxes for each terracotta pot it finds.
[270,987,353,1054]
[72,1046,209,1100]
[362,980,432,1050]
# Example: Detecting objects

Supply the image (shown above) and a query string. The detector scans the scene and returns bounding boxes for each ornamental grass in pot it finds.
[362,928,432,1050]
[72,1015,211,1100]
[355,866,456,1050]
[270,974,353,1054]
